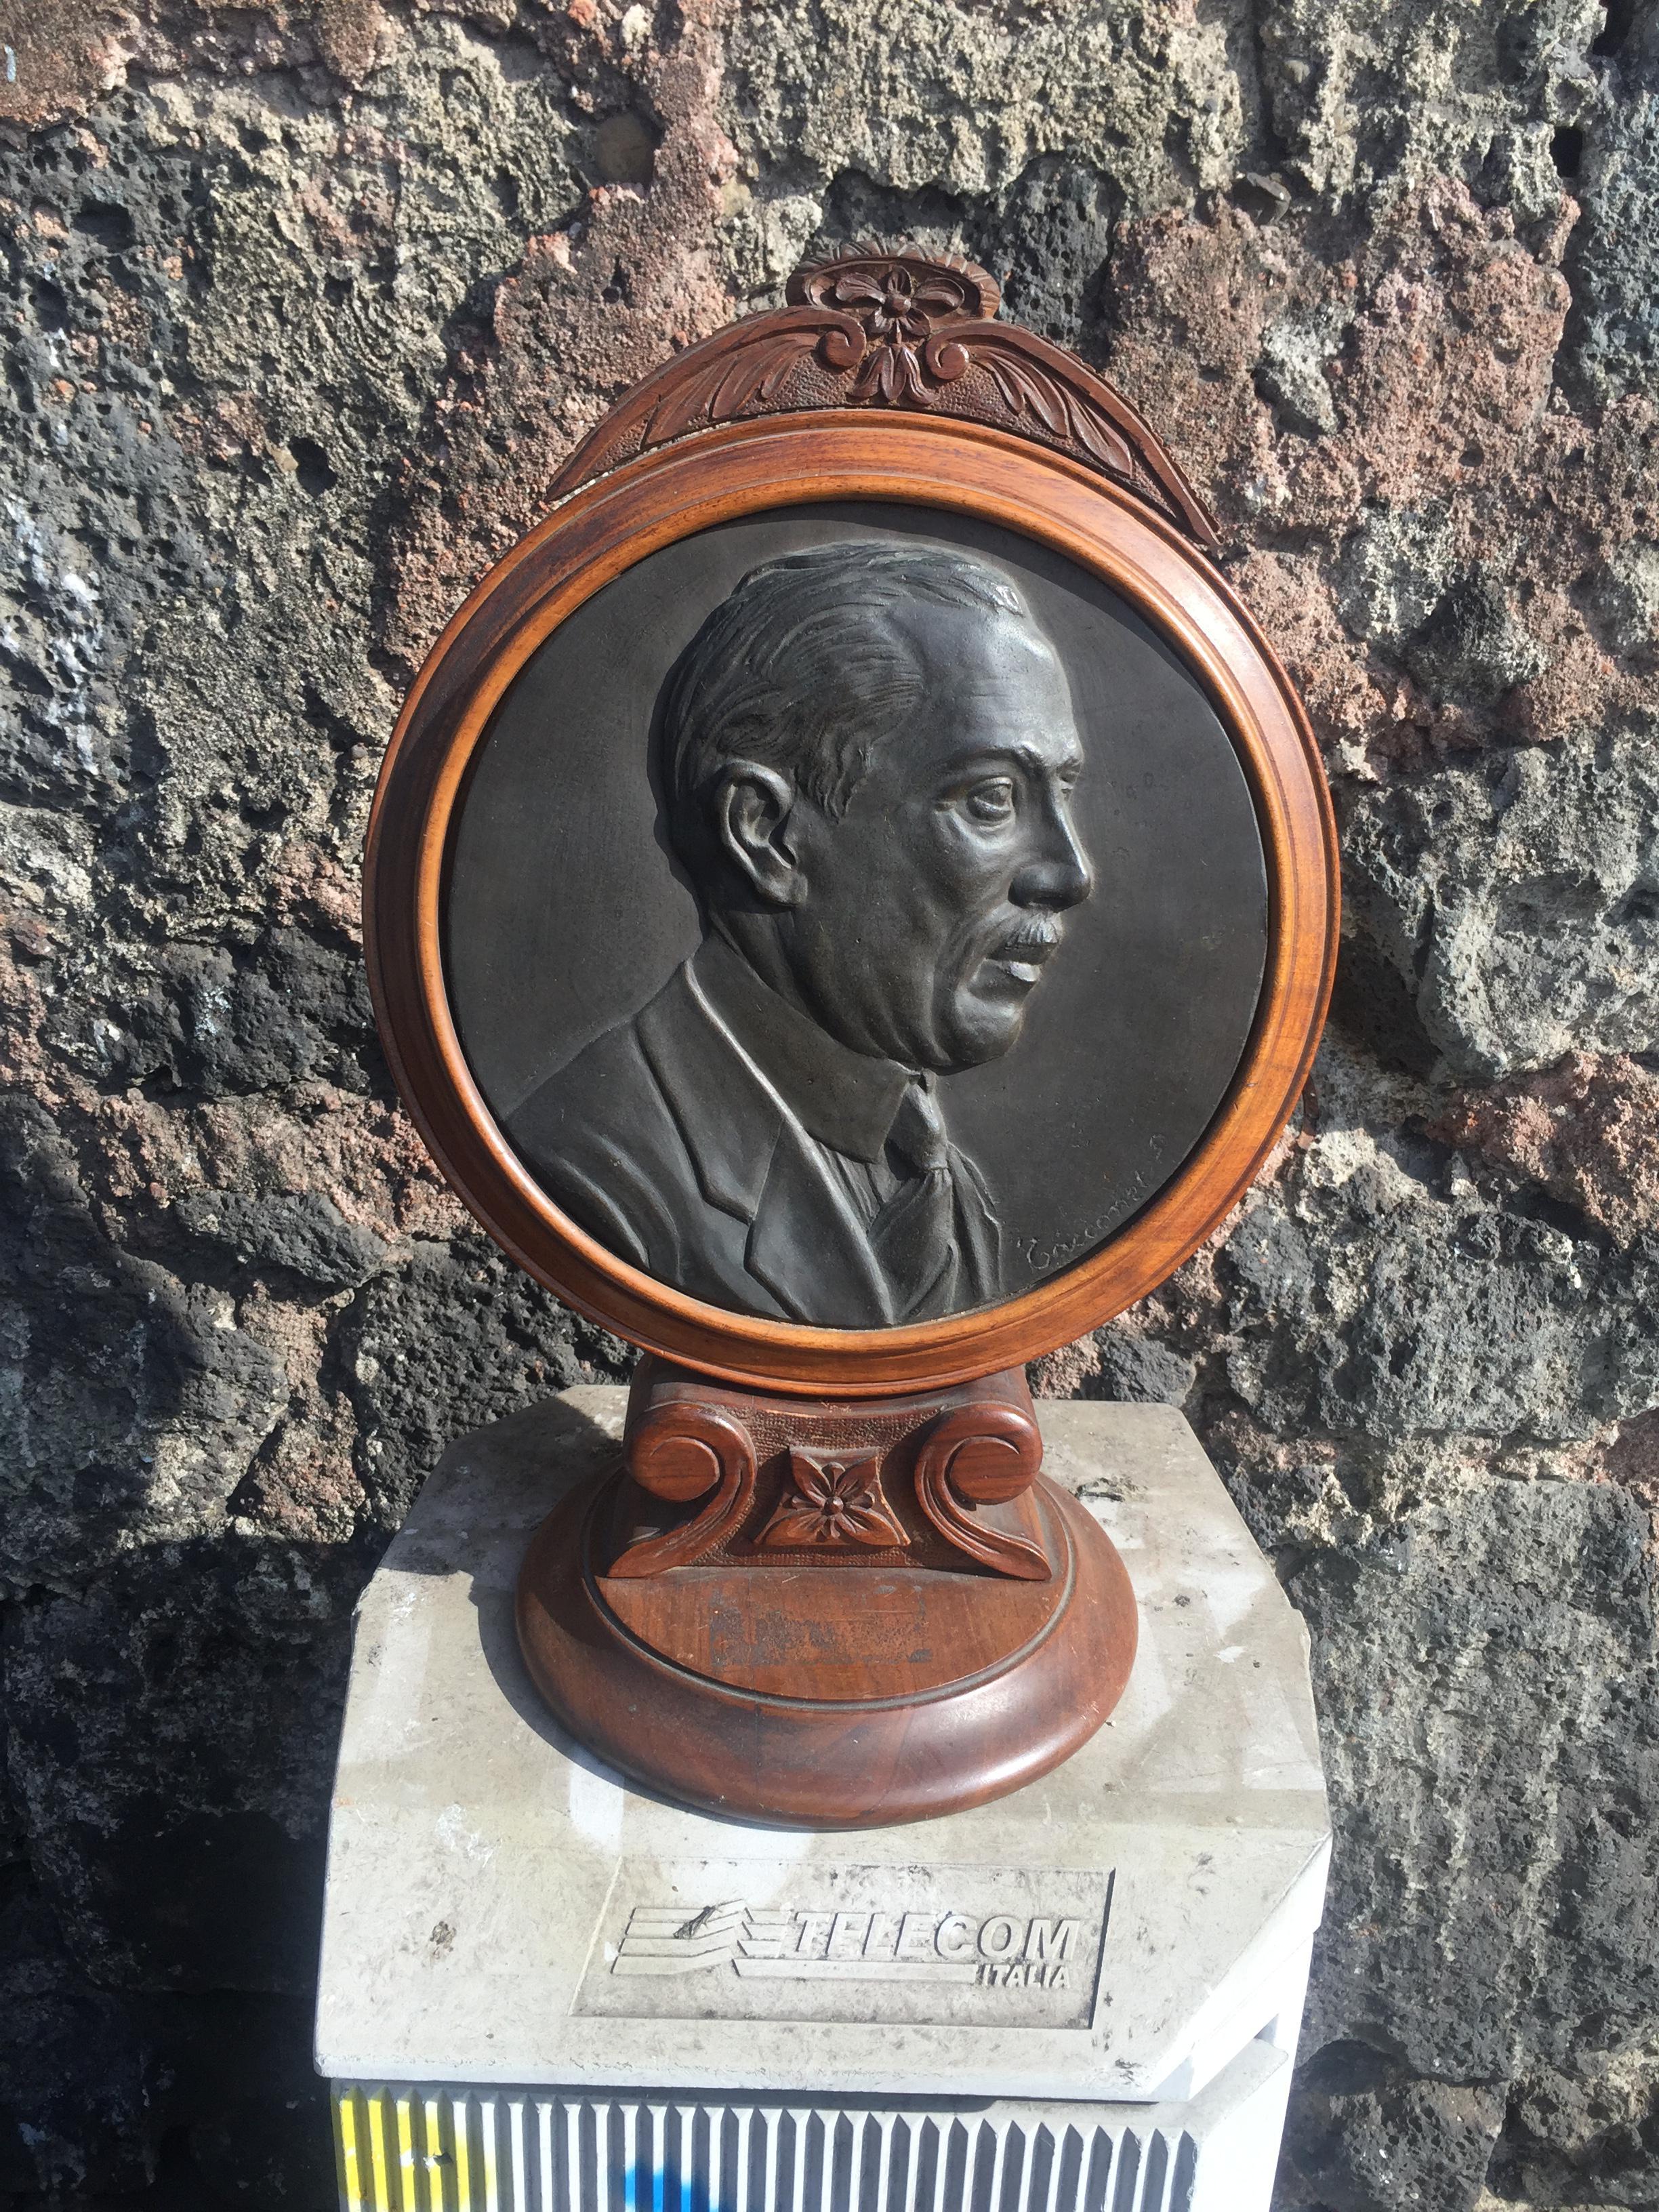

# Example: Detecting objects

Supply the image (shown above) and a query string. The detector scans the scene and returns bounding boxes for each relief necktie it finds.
[868,1080,958,1322]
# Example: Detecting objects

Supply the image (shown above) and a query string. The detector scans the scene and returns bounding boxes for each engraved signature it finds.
[1016,1168,1154,1275]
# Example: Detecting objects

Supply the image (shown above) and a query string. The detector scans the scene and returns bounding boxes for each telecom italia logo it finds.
[575,1861,1113,2029]
[613,1900,1086,1990]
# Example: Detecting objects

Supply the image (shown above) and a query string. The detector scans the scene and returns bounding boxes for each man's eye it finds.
[965,779,1016,822]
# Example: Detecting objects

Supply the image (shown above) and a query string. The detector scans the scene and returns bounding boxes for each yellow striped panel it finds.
[422,2096,447,2212]
[396,2093,417,2211]
[365,2093,392,2212]
[335,2089,363,2212]
[330,2078,1162,2211]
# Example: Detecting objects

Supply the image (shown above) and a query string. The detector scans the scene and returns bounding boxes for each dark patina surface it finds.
[446,506,1269,1324]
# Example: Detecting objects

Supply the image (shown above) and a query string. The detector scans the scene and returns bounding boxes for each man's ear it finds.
[712,761,806,907]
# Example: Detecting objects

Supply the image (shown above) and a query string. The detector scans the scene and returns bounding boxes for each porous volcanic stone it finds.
[2,1,1658,2207]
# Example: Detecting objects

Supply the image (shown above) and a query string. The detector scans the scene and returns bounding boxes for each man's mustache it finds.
[990,914,1066,962]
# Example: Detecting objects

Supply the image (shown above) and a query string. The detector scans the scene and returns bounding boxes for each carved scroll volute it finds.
[608,1401,757,1578]
[913,1397,1050,1582]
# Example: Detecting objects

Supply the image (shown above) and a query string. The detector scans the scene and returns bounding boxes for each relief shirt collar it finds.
[692,933,915,1166]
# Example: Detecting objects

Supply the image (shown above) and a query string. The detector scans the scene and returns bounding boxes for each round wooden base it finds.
[516,1467,1138,1828]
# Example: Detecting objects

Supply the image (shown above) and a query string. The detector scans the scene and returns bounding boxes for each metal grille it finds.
[332,2085,1198,2212]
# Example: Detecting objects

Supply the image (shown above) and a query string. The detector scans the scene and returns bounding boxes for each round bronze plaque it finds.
[367,400,1335,1395]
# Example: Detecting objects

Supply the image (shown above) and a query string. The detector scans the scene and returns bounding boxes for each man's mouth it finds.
[986,918,1063,987]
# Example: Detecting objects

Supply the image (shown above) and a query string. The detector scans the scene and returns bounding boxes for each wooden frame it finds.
[366,407,1336,1398]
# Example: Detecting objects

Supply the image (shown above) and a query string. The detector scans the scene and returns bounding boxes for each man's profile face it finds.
[781,607,1093,1074]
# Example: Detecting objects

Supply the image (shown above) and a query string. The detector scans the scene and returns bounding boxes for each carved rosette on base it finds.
[516,1361,1139,1827]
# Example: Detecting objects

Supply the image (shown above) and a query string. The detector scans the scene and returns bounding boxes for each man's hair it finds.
[658,541,1031,889]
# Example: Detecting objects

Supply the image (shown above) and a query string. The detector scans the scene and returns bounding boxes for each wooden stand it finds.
[516,1358,1137,1827]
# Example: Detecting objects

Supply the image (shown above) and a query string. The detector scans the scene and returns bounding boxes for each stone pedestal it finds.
[318,1391,1330,2210]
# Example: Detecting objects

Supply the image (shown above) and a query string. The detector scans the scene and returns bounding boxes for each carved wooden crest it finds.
[552,244,1220,552]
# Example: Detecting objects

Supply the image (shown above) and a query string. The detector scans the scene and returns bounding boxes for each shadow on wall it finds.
[0,1524,369,2206]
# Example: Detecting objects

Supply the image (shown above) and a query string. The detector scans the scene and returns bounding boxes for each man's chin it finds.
[931,994,1029,1073]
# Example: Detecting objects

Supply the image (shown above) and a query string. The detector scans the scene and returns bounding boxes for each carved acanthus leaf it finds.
[976,344,1136,478]
[641,325,828,450]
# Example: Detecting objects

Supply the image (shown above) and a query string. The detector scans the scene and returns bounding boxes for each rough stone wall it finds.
[1,0,1656,2205]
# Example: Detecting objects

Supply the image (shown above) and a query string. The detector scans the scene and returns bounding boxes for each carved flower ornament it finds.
[816,264,968,402]
[811,260,977,404]
[758,1449,908,1550]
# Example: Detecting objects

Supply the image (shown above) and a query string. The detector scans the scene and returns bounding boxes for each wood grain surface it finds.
[515,1460,1138,1826]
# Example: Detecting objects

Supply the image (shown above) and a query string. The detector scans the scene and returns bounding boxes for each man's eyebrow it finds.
[1011,739,1085,777]
[943,741,1085,778]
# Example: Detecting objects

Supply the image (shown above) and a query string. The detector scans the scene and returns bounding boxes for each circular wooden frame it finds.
[365,410,1337,1396]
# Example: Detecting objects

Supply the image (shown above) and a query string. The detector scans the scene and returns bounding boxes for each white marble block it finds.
[319,1392,1329,2210]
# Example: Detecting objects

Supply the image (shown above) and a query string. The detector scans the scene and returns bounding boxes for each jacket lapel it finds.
[637,963,779,1220]
[744,1122,901,1328]
[638,959,897,1326]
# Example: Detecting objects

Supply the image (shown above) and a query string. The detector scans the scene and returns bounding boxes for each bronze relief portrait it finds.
[443,504,1271,1333]
[508,543,1092,1328]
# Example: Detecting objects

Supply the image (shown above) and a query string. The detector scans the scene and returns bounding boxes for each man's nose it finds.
[1010,786,1094,911]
